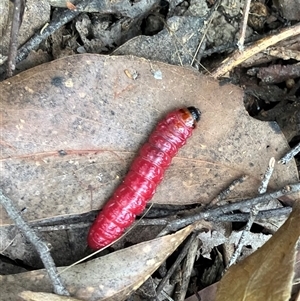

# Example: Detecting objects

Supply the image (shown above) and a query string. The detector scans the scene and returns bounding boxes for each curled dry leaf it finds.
[0,225,194,301]
[0,54,298,227]
[215,200,300,301]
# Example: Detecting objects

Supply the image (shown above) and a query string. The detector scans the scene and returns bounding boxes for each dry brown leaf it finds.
[19,291,82,301]
[0,225,194,301]
[0,54,298,227]
[215,200,300,301]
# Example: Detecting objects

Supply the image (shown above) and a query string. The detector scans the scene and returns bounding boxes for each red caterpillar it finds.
[88,107,201,249]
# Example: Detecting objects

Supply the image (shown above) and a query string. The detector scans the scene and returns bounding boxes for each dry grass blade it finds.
[215,200,300,301]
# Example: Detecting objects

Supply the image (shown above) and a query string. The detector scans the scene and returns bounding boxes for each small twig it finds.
[201,31,271,58]
[156,232,197,297]
[208,175,248,207]
[160,290,175,301]
[225,207,258,271]
[207,206,292,223]
[279,142,300,165]
[7,0,24,77]
[137,206,291,226]
[28,206,292,233]
[225,158,275,269]
[158,182,300,236]
[26,206,292,236]
[0,190,69,296]
[236,0,252,51]
[212,23,300,78]
[174,236,200,301]
[258,157,275,194]
[15,0,92,65]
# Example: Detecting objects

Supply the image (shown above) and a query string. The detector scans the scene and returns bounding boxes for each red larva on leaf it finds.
[87,107,201,250]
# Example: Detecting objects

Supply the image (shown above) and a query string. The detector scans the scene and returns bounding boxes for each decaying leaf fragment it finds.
[215,201,300,301]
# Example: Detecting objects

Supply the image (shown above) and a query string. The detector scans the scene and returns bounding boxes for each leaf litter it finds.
[1,54,300,300]
[215,200,300,301]
[1,0,300,298]
[0,54,298,226]
[0,225,196,301]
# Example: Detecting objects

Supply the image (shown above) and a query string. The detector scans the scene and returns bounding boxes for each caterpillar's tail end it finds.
[87,226,110,250]
[187,106,201,122]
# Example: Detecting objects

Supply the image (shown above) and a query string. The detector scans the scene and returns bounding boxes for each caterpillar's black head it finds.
[187,106,201,123]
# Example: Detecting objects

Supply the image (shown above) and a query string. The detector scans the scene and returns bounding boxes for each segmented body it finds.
[87,107,201,250]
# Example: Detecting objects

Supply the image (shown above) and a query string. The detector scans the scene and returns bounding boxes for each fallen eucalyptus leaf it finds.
[215,201,300,301]
[1,54,298,227]
[0,225,195,301]
[1,54,299,268]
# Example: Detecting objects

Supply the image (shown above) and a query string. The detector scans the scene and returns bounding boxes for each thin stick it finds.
[226,158,275,269]
[138,207,292,225]
[212,23,300,78]
[237,0,252,51]
[0,190,69,296]
[258,157,275,194]
[158,182,300,236]
[156,232,197,297]
[7,0,23,77]
[206,206,292,223]
[27,205,292,235]
[15,0,91,65]
[174,236,200,301]
[279,142,300,165]
[208,175,248,207]
[225,207,258,271]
